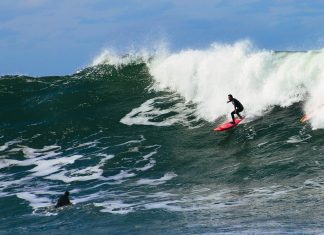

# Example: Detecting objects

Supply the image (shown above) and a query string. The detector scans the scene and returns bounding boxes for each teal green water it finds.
[1,62,324,234]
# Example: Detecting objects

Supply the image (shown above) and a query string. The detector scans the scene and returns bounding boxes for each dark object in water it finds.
[55,191,72,208]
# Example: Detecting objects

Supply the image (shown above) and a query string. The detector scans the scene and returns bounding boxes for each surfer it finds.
[227,94,244,124]
[55,191,72,208]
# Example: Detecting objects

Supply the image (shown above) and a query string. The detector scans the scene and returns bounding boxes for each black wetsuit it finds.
[55,194,71,208]
[231,98,244,121]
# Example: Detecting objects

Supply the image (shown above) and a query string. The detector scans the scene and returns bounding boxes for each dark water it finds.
[1,62,324,234]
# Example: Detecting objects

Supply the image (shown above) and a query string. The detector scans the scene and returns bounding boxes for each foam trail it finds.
[148,41,324,129]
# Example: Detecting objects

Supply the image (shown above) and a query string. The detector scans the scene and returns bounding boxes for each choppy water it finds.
[1,43,324,234]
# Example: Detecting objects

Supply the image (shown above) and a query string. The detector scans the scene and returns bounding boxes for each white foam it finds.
[65,141,98,151]
[94,200,135,214]
[145,192,175,198]
[121,98,171,126]
[0,157,41,169]
[30,155,83,177]
[142,150,158,160]
[0,140,21,152]
[143,191,243,212]
[21,145,61,158]
[45,155,112,183]
[0,139,118,184]
[0,176,33,191]
[97,153,115,160]
[136,159,156,172]
[76,141,98,148]
[120,96,200,127]
[136,172,177,185]
[134,150,158,172]
[105,170,136,183]
[0,148,81,178]
[16,192,52,209]
[244,185,295,199]
[144,200,185,211]
[268,157,294,164]
[115,139,145,146]
[304,178,324,188]
[257,141,269,147]
[73,192,104,204]
[286,134,312,143]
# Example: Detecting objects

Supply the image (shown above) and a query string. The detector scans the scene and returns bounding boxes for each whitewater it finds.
[1,41,324,234]
[94,41,324,129]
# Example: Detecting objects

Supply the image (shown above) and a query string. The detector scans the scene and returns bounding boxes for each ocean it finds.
[1,41,324,234]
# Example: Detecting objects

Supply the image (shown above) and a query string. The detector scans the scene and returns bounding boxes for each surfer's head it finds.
[228,94,233,101]
[64,191,70,197]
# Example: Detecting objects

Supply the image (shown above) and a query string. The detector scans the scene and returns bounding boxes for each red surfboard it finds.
[214,118,243,131]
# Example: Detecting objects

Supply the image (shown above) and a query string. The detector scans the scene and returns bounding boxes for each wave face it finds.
[1,42,324,234]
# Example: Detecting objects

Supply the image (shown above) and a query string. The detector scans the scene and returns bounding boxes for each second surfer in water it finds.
[227,94,244,124]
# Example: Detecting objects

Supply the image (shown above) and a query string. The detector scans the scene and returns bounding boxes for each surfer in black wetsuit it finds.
[55,191,72,208]
[227,94,244,124]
